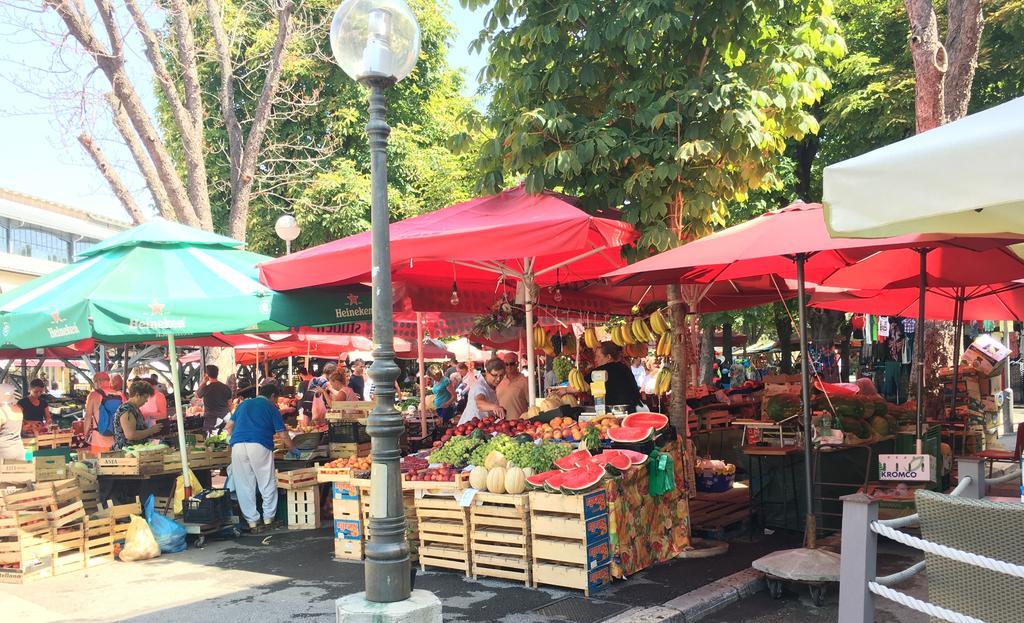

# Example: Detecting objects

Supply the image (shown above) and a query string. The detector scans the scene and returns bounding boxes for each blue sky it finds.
[0,2,487,222]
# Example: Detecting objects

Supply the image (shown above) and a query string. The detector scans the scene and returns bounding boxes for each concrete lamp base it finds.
[337,590,442,623]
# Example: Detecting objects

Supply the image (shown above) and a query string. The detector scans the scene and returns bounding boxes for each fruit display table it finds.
[607,440,691,577]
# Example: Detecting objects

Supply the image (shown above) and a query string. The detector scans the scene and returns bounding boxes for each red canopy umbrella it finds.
[260,186,639,404]
[811,283,1024,322]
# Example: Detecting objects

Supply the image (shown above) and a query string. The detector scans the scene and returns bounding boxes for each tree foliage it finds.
[462,0,845,254]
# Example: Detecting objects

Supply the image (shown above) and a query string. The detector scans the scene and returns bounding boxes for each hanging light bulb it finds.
[449,281,460,306]
[553,286,563,302]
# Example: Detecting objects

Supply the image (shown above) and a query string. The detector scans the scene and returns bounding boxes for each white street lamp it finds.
[330,0,420,606]
[274,214,301,255]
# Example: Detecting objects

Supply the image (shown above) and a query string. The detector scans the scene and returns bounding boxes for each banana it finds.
[620,322,635,344]
[656,333,671,357]
[584,328,597,349]
[632,318,650,343]
[649,309,667,335]
[568,368,590,393]
[655,368,672,395]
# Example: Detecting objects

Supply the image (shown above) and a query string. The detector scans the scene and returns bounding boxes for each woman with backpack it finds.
[85,371,124,455]
[112,381,163,451]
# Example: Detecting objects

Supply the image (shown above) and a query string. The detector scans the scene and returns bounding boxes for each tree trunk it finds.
[666,283,688,435]
[943,0,983,122]
[905,0,947,132]
[722,323,733,366]
[776,308,794,374]
[699,324,715,384]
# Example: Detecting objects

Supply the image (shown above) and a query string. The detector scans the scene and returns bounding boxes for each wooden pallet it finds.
[285,487,321,530]
[415,494,469,575]
[689,482,750,538]
[528,490,612,596]
[470,492,530,586]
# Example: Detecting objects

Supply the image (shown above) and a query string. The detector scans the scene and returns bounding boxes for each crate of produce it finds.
[318,456,370,482]
[1,483,60,513]
[277,467,319,490]
[326,401,373,421]
[0,510,55,584]
[402,470,469,492]
[182,489,231,525]
[83,515,115,568]
[32,430,75,449]
[96,451,164,476]
[329,442,371,460]
[285,487,321,530]
[415,493,470,575]
[528,490,612,596]
[469,492,530,586]
[329,420,371,444]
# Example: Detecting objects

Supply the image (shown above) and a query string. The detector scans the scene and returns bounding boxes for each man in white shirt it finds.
[458,359,507,425]
[630,358,645,388]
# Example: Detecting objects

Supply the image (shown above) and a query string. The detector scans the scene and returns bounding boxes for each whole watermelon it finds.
[840,416,870,439]
[766,394,801,422]
[832,396,864,419]
[871,398,889,418]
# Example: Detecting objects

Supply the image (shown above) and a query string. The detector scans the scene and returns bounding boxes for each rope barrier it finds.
[949,475,973,496]
[874,560,926,587]
[868,583,985,623]
[871,521,1024,580]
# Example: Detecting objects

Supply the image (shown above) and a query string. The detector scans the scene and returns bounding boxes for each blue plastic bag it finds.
[144,495,188,554]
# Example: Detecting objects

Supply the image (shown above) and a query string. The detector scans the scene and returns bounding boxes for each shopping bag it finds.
[119,515,161,561]
[647,448,676,497]
[173,468,202,515]
[312,393,328,420]
[144,495,187,554]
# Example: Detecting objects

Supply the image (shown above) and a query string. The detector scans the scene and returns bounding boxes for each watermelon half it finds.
[607,426,655,443]
[553,448,593,471]
[615,448,649,466]
[622,412,669,432]
[559,462,606,494]
[591,451,633,476]
[525,469,562,490]
[542,470,573,493]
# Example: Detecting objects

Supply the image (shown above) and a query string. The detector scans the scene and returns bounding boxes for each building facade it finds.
[0,188,127,293]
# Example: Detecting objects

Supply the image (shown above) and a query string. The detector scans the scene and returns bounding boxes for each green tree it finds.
[158,0,484,250]
[464,0,845,422]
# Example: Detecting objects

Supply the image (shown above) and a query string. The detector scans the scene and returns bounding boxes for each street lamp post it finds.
[275,214,301,385]
[330,0,420,605]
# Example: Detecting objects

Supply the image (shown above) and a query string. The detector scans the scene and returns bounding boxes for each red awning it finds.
[259,187,639,291]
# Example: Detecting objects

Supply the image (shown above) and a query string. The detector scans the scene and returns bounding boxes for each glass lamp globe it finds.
[330,0,421,83]
[274,214,301,242]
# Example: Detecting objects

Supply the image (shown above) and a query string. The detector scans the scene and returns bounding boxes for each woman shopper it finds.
[112,381,163,451]
[0,384,26,460]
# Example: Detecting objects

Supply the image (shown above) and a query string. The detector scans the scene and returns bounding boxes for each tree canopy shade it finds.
[460,0,845,252]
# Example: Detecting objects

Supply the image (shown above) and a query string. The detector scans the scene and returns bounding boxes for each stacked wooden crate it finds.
[358,481,419,562]
[96,452,164,476]
[330,481,363,561]
[415,493,470,575]
[0,457,68,484]
[277,468,321,530]
[469,492,531,586]
[0,480,90,584]
[69,461,99,514]
[32,430,74,449]
[528,490,613,596]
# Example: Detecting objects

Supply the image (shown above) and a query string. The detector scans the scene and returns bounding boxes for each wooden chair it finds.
[972,422,1024,476]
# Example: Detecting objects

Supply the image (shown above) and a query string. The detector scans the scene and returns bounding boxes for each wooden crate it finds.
[470,492,530,586]
[32,430,74,449]
[689,482,750,537]
[318,465,354,482]
[529,490,612,596]
[0,457,67,484]
[204,448,231,468]
[277,467,319,490]
[285,487,321,530]
[96,452,164,476]
[333,536,364,561]
[326,401,374,421]
[402,472,469,492]
[1,484,59,513]
[83,515,115,568]
[0,511,56,584]
[69,462,99,514]
[95,498,142,544]
[51,524,85,576]
[328,443,371,459]
[415,494,470,575]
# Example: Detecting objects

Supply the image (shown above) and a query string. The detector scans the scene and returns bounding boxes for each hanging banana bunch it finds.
[583,327,598,349]
[568,368,591,393]
[533,326,550,350]
[656,332,672,357]
[649,309,670,335]
[654,367,672,395]
[631,317,652,343]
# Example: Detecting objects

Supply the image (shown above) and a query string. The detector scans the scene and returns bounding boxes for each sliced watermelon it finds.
[591,451,633,475]
[525,469,562,490]
[622,412,669,432]
[543,470,572,493]
[607,426,655,443]
[553,448,593,471]
[616,449,649,466]
[559,463,606,494]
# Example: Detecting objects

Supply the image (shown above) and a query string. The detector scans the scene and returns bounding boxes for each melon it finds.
[522,467,536,478]
[622,412,669,432]
[484,451,508,470]
[607,426,655,443]
[553,448,593,471]
[559,463,606,494]
[616,449,649,466]
[591,451,632,475]
[525,469,561,490]
[868,415,890,437]
[505,467,527,494]
[542,470,572,493]
[469,466,489,490]
[486,466,507,494]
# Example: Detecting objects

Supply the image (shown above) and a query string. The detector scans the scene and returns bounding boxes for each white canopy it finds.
[823,96,1024,238]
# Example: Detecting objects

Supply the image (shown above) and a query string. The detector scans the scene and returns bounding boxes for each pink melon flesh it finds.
[553,448,593,471]
[592,451,633,472]
[559,462,606,493]
[525,469,562,489]
[622,412,669,431]
[616,449,649,466]
[607,426,655,443]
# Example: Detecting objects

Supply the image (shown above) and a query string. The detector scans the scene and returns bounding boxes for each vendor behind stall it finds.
[18,378,52,429]
[586,342,643,412]
[112,381,163,451]
[197,364,232,434]
[225,385,296,529]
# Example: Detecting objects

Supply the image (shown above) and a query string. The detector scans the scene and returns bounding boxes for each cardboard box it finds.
[960,334,1010,378]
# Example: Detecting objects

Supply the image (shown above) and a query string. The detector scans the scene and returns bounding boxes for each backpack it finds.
[95,389,123,436]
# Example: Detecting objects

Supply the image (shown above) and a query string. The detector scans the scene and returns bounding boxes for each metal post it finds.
[524,268,537,406]
[838,493,878,623]
[957,457,987,499]
[915,249,929,453]
[416,311,427,438]
[950,292,964,422]
[1002,321,1014,435]
[362,77,410,603]
[796,254,815,543]
[20,357,27,395]
[167,334,192,497]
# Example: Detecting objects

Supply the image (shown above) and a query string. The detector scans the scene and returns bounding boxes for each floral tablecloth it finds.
[606,439,692,577]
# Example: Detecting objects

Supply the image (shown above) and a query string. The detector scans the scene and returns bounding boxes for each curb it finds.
[604,568,765,623]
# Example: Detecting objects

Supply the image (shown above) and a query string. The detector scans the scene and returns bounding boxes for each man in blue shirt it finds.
[226,385,295,529]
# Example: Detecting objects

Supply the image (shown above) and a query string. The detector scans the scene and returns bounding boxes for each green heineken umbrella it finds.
[0,218,370,495]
